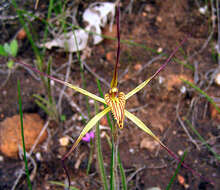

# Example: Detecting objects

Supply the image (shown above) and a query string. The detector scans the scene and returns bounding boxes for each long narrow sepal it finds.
[124,110,160,142]
[111,5,120,88]
[125,37,188,100]
[62,107,111,160]
[124,110,213,185]
[17,60,106,104]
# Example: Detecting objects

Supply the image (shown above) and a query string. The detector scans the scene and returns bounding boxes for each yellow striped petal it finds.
[64,81,106,104]
[125,77,152,100]
[63,107,111,159]
[104,92,126,129]
[124,109,163,145]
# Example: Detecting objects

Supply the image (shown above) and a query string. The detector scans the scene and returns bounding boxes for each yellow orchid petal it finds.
[125,77,152,100]
[105,92,126,129]
[63,107,111,159]
[64,81,106,104]
[124,109,163,145]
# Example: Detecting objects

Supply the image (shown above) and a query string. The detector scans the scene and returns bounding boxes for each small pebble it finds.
[199,5,207,15]
[157,47,163,53]
[142,12,147,17]
[89,99,95,104]
[156,16,162,23]
[214,73,220,86]
[178,150,183,156]
[78,116,83,121]
[59,136,69,146]
[100,131,106,138]
[146,187,161,190]
[129,148,134,154]
[35,152,42,161]
[158,76,164,84]
[180,86,186,93]
[2,90,7,96]
[50,80,55,86]
[0,155,4,162]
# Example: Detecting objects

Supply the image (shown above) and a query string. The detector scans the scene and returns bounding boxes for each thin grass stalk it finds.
[46,57,53,104]
[166,151,187,190]
[17,79,32,190]
[42,0,54,54]
[117,150,127,190]
[95,102,109,190]
[110,133,116,190]
[181,78,220,113]
[86,138,95,175]
[11,0,42,63]
[184,118,220,161]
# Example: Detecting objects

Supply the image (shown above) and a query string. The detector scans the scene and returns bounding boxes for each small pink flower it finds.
[82,131,94,142]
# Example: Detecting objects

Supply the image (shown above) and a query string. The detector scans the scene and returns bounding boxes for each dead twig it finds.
[57,52,73,114]
[176,101,200,150]
[82,61,110,88]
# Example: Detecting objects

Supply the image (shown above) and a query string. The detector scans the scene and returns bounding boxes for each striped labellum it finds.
[104,89,126,129]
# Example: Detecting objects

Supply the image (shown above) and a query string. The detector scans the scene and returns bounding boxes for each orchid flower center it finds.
[104,87,126,129]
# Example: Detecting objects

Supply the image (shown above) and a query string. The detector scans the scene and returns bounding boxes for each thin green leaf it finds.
[4,43,11,55]
[17,79,32,190]
[49,181,79,190]
[34,99,50,116]
[184,118,220,161]
[10,39,18,57]
[117,151,127,190]
[33,94,50,105]
[181,78,220,114]
[7,60,14,69]
[95,102,109,190]
[166,151,187,190]
[110,138,115,190]
[0,45,8,56]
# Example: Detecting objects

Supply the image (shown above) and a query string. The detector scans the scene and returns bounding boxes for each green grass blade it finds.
[11,0,42,62]
[95,102,109,190]
[117,151,127,190]
[46,57,53,105]
[166,151,187,190]
[181,78,220,113]
[184,118,220,161]
[110,139,115,190]
[42,0,54,54]
[49,181,79,190]
[17,79,32,190]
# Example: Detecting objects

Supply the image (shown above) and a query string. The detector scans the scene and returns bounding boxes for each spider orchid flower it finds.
[18,37,187,162]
